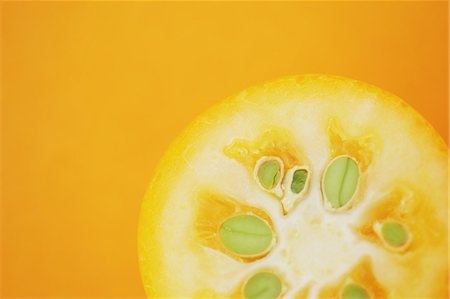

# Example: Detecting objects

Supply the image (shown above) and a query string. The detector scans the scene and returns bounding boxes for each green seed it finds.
[341,283,370,299]
[291,169,308,194]
[219,215,273,256]
[323,156,359,208]
[381,221,408,247]
[257,160,281,190]
[244,272,282,299]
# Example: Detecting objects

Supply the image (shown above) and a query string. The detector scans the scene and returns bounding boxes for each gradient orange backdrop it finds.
[1,2,448,298]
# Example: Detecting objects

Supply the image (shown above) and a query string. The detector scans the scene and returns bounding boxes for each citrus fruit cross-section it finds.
[138,75,448,298]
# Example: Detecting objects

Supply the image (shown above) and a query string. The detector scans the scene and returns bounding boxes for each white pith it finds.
[138,76,448,298]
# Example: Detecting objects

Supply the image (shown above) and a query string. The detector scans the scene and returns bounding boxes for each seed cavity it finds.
[281,166,310,214]
[323,155,360,209]
[291,169,308,194]
[381,222,408,247]
[257,160,281,189]
[341,283,370,299]
[244,272,282,299]
[218,215,274,257]
[254,156,284,197]
[374,220,411,251]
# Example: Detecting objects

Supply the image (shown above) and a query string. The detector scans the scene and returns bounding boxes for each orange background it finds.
[1,2,448,298]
